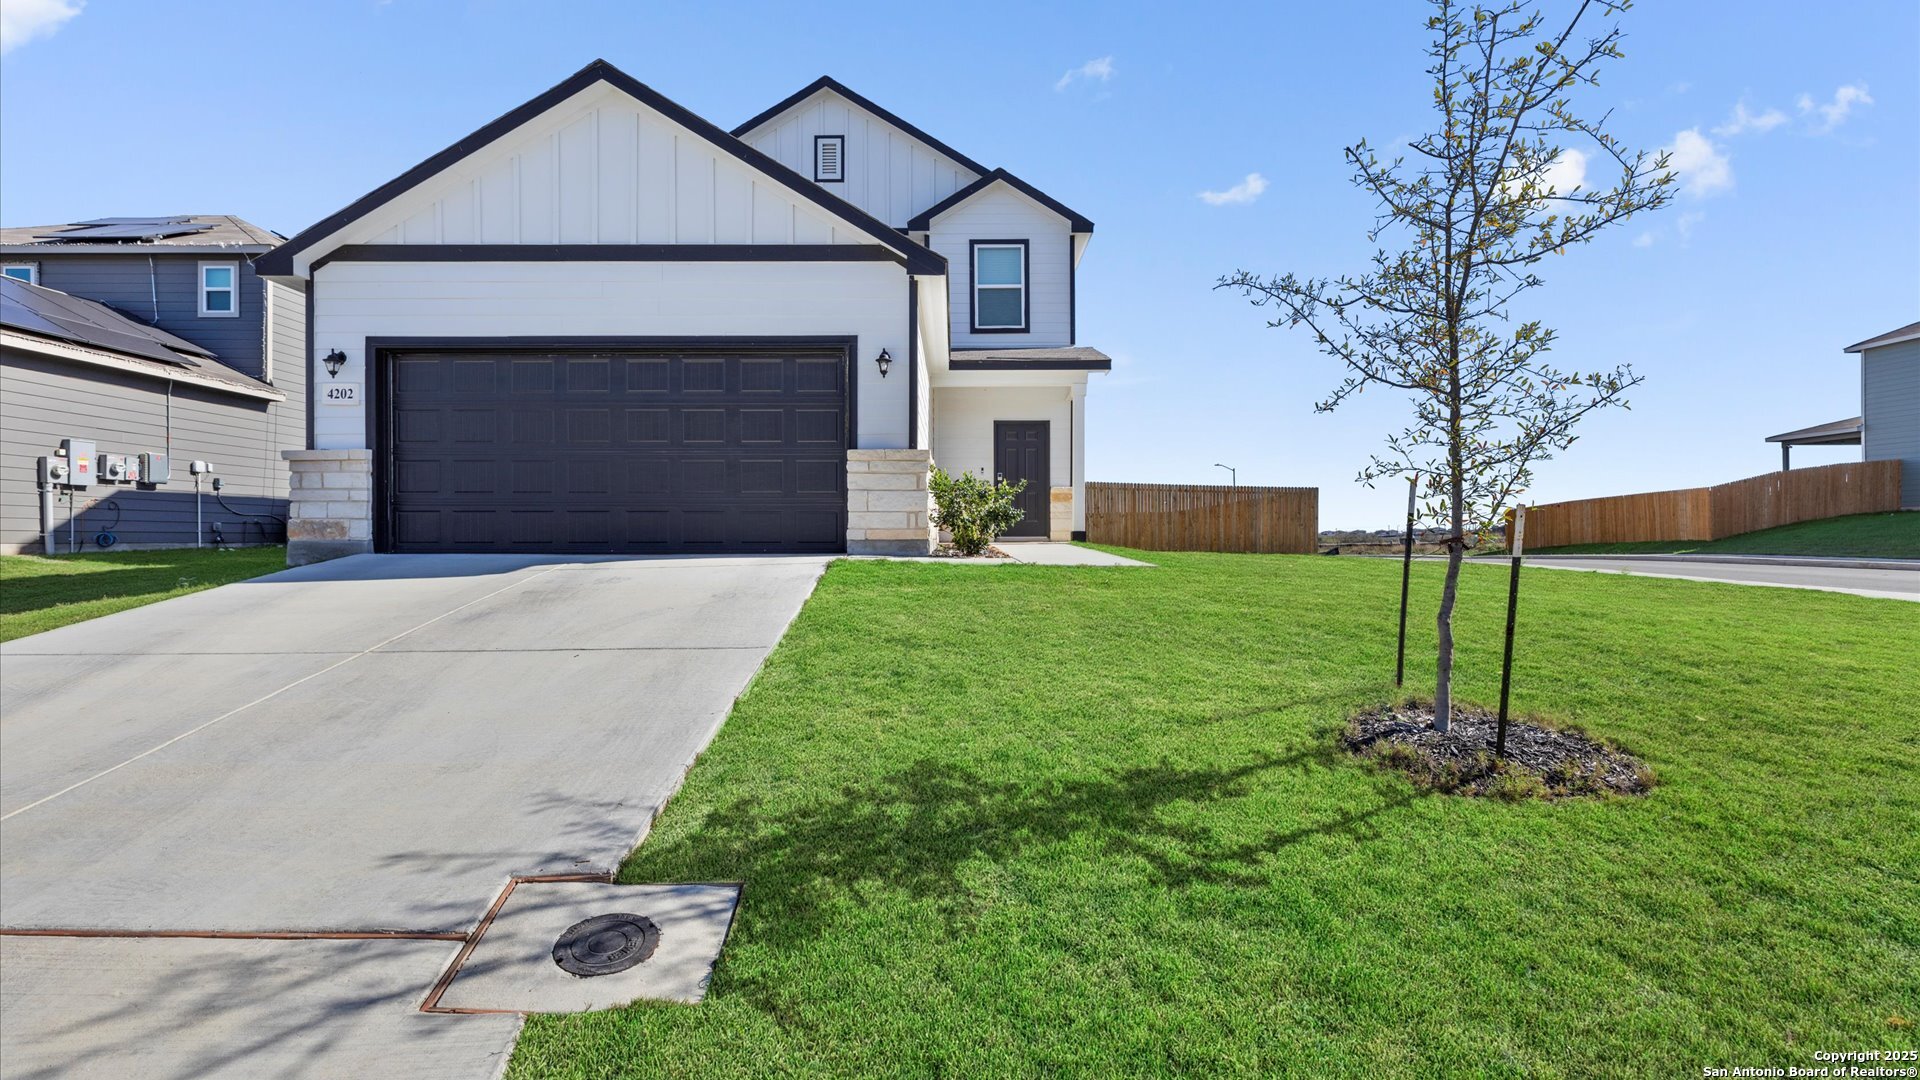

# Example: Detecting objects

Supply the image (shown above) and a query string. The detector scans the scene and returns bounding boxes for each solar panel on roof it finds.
[70,216,195,226]
[33,222,216,242]
[0,277,213,367]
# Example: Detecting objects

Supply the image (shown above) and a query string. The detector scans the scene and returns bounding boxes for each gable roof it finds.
[255,60,944,278]
[1,214,280,254]
[732,76,992,176]
[906,169,1094,233]
[1844,320,1920,353]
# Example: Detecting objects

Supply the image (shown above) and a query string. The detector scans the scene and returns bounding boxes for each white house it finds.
[256,61,1107,563]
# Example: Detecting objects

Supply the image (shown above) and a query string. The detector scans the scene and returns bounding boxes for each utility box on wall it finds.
[58,438,95,488]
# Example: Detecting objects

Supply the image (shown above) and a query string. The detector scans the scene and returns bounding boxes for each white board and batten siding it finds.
[287,83,872,274]
[928,185,1075,349]
[740,90,980,229]
[309,260,911,450]
[295,81,916,452]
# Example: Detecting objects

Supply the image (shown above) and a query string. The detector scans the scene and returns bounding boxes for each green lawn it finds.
[1532,510,1920,558]
[0,546,286,642]
[510,552,1918,1078]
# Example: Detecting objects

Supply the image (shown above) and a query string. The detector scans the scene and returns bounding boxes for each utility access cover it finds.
[436,882,740,1011]
[552,913,660,977]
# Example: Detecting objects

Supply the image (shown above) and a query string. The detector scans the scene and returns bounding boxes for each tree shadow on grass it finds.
[621,738,1425,1011]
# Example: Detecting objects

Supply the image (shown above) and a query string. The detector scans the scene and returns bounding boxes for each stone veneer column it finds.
[847,449,935,556]
[282,449,374,566]
[1049,486,1074,542]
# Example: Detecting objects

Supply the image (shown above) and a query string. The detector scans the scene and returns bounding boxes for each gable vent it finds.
[814,136,845,183]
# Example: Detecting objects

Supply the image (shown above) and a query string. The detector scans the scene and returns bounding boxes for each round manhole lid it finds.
[551,913,660,977]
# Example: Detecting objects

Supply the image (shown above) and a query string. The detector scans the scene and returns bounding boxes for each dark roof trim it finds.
[1764,417,1863,445]
[1843,320,1920,353]
[311,244,922,272]
[731,76,992,176]
[906,169,1094,233]
[948,358,1110,371]
[256,60,944,277]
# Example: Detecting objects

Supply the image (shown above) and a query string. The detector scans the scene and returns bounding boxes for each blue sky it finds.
[4,1,1914,527]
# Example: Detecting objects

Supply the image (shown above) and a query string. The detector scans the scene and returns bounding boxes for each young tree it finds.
[1220,0,1672,731]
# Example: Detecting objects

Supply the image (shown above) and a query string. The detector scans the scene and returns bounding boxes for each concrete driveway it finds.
[0,553,827,1079]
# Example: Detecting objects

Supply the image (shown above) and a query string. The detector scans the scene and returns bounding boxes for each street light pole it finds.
[1213,463,1236,486]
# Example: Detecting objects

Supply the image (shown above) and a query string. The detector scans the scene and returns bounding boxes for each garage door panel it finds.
[387,348,848,554]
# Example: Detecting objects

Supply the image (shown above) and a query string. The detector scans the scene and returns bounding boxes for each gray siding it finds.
[1862,339,1920,507]
[1,349,302,553]
[265,279,308,430]
[19,253,269,378]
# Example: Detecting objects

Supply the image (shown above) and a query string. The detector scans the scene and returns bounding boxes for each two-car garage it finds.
[377,343,851,554]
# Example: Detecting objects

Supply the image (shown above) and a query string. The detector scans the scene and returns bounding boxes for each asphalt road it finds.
[0,553,829,1079]
[1515,555,1918,601]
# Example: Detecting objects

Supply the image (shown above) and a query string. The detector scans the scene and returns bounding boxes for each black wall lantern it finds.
[321,349,348,378]
[874,348,892,378]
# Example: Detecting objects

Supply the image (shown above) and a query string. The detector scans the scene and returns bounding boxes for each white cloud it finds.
[1667,128,1732,198]
[1799,83,1873,132]
[1198,173,1269,206]
[1676,210,1704,243]
[1713,101,1789,137]
[1632,231,1656,248]
[1055,56,1114,92]
[1540,148,1587,193]
[0,0,82,54]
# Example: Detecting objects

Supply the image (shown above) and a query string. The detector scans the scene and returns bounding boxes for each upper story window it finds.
[814,135,845,183]
[199,261,238,317]
[971,241,1028,332]
[2,263,36,284]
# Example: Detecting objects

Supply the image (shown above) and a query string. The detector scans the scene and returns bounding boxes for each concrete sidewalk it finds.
[1516,555,1917,601]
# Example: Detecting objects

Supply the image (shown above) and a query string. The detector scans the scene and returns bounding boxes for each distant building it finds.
[0,216,306,552]
[1766,320,1918,509]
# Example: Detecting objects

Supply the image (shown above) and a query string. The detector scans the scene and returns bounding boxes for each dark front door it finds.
[380,345,848,554]
[993,420,1050,537]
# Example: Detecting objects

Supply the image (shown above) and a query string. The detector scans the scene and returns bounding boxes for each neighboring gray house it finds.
[0,216,307,553]
[1767,319,1920,508]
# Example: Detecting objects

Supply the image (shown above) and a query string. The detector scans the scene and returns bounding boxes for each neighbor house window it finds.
[971,241,1027,331]
[2,264,36,284]
[199,261,238,317]
[814,135,845,182]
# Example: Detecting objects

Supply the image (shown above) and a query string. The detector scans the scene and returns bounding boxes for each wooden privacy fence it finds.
[1522,460,1902,548]
[1086,482,1318,553]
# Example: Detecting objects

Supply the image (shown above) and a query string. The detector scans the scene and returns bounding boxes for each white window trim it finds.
[971,242,1028,331]
[2,263,38,285]
[198,260,239,318]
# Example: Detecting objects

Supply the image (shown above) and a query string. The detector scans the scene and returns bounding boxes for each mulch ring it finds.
[1342,702,1653,800]
[929,544,1013,559]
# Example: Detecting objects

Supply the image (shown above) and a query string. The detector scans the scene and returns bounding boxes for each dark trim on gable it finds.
[255,60,943,278]
[1068,240,1077,346]
[304,279,316,450]
[968,239,1030,336]
[907,169,1094,233]
[906,281,918,450]
[732,76,992,176]
[361,334,859,551]
[310,244,920,271]
[813,134,846,183]
[948,357,1110,371]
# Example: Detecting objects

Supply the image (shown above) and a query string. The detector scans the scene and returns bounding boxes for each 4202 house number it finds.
[321,383,361,406]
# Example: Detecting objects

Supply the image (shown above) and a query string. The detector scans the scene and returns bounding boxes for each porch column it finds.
[1070,383,1088,538]
[847,449,935,556]
[283,449,373,566]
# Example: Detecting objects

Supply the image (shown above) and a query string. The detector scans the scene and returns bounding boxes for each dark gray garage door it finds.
[381,346,848,554]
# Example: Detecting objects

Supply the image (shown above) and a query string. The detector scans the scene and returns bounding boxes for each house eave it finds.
[0,329,286,401]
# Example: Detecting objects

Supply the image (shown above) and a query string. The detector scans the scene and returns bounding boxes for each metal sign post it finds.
[1395,475,1416,687]
[1496,505,1527,758]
